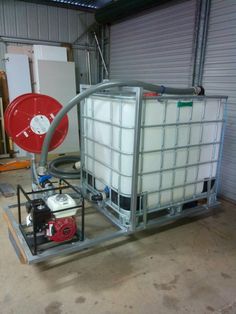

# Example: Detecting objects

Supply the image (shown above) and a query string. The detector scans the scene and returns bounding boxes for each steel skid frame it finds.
[3,87,227,264]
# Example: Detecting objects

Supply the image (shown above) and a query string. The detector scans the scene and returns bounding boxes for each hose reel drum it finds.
[4,93,69,153]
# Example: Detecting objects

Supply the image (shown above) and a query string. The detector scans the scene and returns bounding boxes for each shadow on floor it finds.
[32,206,225,292]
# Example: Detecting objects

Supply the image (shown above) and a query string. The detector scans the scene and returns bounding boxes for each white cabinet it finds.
[37,60,79,154]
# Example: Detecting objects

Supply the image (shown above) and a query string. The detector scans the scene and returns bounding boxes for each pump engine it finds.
[26,194,77,243]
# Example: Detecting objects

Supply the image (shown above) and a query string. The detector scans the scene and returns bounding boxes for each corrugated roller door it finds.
[110,0,196,87]
[202,0,236,201]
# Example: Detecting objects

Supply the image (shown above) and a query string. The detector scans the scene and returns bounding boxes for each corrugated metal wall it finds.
[109,0,196,87]
[203,0,236,201]
[109,0,236,201]
[0,42,6,70]
[0,0,98,88]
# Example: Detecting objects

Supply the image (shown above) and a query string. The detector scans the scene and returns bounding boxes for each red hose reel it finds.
[4,93,69,153]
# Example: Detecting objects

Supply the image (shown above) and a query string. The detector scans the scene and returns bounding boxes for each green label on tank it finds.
[177,101,193,107]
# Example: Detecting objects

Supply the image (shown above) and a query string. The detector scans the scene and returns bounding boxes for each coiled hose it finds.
[48,155,80,179]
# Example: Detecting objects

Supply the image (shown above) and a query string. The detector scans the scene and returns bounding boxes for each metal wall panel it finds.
[202,0,236,201]
[0,0,98,86]
[48,6,60,41]
[58,8,69,42]
[37,4,49,40]
[0,1,5,35]
[27,3,39,39]
[109,0,236,201]
[73,48,98,89]
[110,0,196,87]
[0,42,6,70]
[15,1,28,38]
[68,9,78,43]
[2,1,17,37]
[0,0,89,42]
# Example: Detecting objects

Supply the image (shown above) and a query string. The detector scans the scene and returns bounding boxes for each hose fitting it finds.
[90,193,103,202]
[194,86,205,96]
[90,189,109,202]
[37,166,47,176]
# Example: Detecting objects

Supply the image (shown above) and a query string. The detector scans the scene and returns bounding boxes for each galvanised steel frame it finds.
[3,87,227,264]
[81,87,227,229]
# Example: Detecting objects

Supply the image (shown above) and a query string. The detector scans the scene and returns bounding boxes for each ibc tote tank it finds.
[81,87,226,227]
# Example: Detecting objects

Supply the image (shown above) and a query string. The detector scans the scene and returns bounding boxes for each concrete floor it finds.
[0,168,236,314]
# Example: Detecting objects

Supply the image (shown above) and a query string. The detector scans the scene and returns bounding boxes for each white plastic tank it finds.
[81,90,225,212]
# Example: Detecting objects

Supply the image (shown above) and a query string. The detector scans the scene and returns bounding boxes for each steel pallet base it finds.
[3,201,218,264]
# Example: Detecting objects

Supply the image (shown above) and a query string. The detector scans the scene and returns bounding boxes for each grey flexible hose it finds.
[38,80,202,173]
[31,155,40,186]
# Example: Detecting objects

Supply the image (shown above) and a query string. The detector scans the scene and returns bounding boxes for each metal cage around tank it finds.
[3,83,228,264]
[80,86,227,232]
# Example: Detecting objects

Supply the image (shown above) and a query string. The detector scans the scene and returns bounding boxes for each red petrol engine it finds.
[45,194,78,242]
[46,217,77,242]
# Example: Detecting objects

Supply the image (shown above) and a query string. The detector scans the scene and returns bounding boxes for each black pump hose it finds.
[48,155,80,179]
